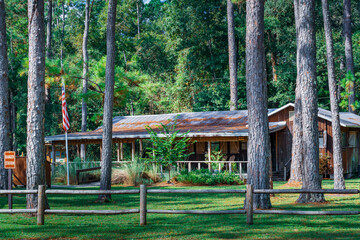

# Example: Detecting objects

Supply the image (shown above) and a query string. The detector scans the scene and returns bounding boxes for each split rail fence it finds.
[0,185,359,226]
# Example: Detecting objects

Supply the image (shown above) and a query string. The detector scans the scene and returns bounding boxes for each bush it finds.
[176,169,244,185]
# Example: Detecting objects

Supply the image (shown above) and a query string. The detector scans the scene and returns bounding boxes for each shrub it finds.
[144,163,161,183]
[123,157,148,186]
[205,150,226,170]
[176,169,244,185]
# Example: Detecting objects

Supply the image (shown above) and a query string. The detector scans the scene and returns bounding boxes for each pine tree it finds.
[246,0,271,209]
[99,0,117,201]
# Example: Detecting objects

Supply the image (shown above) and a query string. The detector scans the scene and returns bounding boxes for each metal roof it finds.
[45,109,287,143]
[270,103,360,128]
[46,103,360,143]
[319,108,360,128]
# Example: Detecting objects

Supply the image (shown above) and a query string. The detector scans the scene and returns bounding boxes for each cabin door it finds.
[270,133,277,172]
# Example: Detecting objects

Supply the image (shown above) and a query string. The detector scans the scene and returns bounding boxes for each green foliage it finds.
[176,169,244,185]
[122,157,152,186]
[145,119,193,169]
[1,180,360,239]
[205,150,226,171]
[4,0,360,155]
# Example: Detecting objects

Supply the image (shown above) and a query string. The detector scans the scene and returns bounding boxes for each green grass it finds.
[0,179,359,239]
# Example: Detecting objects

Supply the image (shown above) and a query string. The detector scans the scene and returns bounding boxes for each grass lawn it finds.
[0,179,359,239]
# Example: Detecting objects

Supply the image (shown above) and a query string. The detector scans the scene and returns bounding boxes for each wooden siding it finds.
[269,105,360,175]
[269,106,294,171]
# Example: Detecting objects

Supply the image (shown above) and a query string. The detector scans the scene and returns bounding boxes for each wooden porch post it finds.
[76,145,80,158]
[100,144,102,160]
[117,142,121,162]
[51,143,56,176]
[139,139,143,157]
[132,141,135,161]
[51,143,56,163]
[207,141,211,170]
[120,141,124,161]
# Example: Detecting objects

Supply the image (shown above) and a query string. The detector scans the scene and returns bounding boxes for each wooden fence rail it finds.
[1,185,359,226]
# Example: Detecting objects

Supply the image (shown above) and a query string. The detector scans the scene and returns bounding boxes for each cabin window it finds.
[289,111,294,122]
[341,132,347,147]
[241,142,247,150]
[211,142,220,152]
[319,131,324,148]
[349,132,357,147]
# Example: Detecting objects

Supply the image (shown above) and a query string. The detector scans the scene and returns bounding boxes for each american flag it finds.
[62,83,70,131]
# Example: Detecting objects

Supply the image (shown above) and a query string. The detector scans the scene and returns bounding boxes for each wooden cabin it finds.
[45,103,360,179]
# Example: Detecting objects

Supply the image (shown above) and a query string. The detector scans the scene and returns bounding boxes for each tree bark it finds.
[9,90,17,152]
[81,0,90,161]
[296,0,324,203]
[321,0,345,190]
[136,0,140,39]
[99,0,117,201]
[245,0,271,209]
[343,0,355,113]
[46,0,52,59]
[227,0,238,111]
[288,0,302,184]
[60,2,65,65]
[27,0,47,208]
[0,0,10,190]
[270,52,277,82]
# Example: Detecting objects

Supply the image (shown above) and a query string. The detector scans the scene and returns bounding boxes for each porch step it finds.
[272,171,287,181]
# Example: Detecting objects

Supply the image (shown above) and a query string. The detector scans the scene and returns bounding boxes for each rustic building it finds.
[45,103,360,179]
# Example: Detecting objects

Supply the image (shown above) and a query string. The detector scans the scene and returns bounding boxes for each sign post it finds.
[4,151,16,209]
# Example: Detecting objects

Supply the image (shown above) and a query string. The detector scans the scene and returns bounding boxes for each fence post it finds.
[140,184,147,226]
[37,185,45,225]
[246,184,254,225]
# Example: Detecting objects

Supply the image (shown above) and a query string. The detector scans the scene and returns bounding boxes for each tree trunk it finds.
[27,0,47,208]
[99,0,117,201]
[227,0,238,111]
[9,90,17,152]
[81,0,90,161]
[245,0,271,209]
[46,0,52,59]
[296,0,325,203]
[136,0,140,39]
[288,0,302,184]
[60,2,65,64]
[343,0,355,113]
[321,0,345,190]
[270,52,277,82]
[0,0,10,190]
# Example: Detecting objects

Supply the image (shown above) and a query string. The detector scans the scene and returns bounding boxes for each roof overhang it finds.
[45,121,287,143]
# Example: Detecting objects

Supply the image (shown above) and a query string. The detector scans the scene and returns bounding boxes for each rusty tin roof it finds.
[45,109,286,143]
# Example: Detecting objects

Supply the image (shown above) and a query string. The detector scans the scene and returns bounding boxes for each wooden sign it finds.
[4,151,16,169]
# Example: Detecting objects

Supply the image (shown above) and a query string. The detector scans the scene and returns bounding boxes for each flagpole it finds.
[62,76,70,186]
[65,130,70,185]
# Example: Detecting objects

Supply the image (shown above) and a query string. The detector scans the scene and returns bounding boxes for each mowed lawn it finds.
[0,179,359,239]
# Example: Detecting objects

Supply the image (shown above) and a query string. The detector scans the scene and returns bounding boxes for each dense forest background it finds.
[5,0,360,153]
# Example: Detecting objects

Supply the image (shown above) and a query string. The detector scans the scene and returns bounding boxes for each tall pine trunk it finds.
[227,0,238,111]
[46,0,52,59]
[27,0,47,208]
[99,0,117,201]
[136,0,140,39]
[322,0,345,190]
[0,0,10,190]
[343,0,355,113]
[296,0,324,203]
[81,0,90,161]
[288,0,302,183]
[246,0,271,209]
